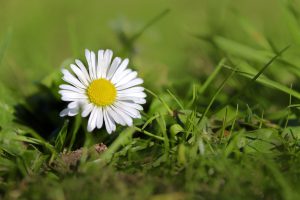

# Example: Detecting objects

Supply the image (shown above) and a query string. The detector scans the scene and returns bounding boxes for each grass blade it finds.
[199,58,226,94]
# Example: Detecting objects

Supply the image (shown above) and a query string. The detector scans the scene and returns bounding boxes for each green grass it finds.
[1,0,300,199]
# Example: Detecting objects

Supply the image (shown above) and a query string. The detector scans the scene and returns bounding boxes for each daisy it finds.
[59,49,146,133]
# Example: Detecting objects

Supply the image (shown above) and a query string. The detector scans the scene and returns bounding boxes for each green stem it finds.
[134,126,165,141]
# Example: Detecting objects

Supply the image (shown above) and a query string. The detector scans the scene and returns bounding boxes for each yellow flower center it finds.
[87,78,117,106]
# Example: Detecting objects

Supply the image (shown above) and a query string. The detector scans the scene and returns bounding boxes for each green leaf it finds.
[55,120,69,152]
[170,124,184,138]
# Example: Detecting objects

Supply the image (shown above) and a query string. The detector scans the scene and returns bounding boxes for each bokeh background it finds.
[2,0,299,94]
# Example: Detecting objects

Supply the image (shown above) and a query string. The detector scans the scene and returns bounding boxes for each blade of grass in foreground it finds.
[156,114,169,158]
[222,45,290,106]
[198,64,236,128]
[225,67,300,100]
[145,88,173,115]
[196,34,300,77]
[195,34,273,63]
[68,114,82,151]
[198,58,226,94]
[55,120,69,152]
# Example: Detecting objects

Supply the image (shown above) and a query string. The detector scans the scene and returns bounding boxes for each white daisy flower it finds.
[59,49,146,133]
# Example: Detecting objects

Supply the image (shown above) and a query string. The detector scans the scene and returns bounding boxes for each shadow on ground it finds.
[13,84,64,139]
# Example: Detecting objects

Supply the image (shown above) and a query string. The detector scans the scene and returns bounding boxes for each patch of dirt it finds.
[53,143,107,172]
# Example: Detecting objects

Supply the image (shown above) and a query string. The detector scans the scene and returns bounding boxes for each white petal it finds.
[116,78,143,90]
[104,107,116,133]
[117,101,143,111]
[114,102,140,118]
[59,89,85,96]
[87,107,98,132]
[85,49,95,80]
[62,69,86,89]
[85,49,91,71]
[101,49,113,78]
[96,107,104,128]
[110,58,129,81]
[107,112,116,132]
[117,86,144,93]
[82,103,94,117]
[96,50,104,78]
[61,91,88,101]
[90,51,97,80]
[103,109,112,134]
[70,64,90,86]
[59,108,69,117]
[115,71,137,87]
[117,96,146,101]
[62,96,88,102]
[67,101,87,109]
[59,107,79,117]
[106,106,126,126]
[111,105,133,126]
[132,98,146,104]
[60,91,87,99]
[117,92,146,98]
[117,97,146,104]
[59,84,85,93]
[111,69,132,84]
[75,59,91,82]
[67,101,79,109]
[107,57,122,80]
[68,107,79,116]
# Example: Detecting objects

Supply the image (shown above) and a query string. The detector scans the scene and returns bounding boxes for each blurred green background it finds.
[1,0,299,94]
